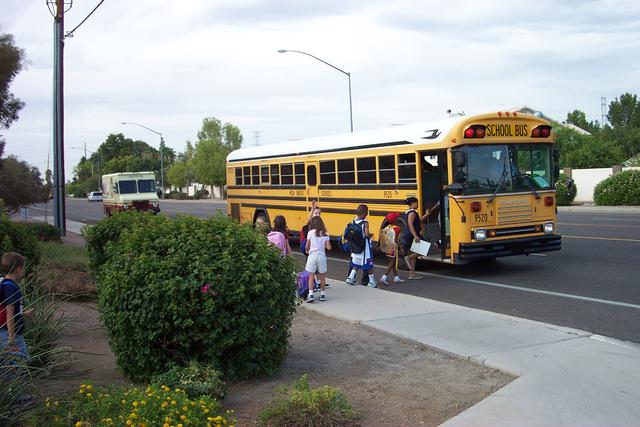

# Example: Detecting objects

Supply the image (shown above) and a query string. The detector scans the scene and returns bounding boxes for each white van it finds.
[101,172,160,215]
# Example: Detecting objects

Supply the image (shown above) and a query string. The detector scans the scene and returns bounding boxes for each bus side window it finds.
[243,166,251,186]
[294,163,305,185]
[281,163,294,185]
[307,165,317,186]
[235,167,242,186]
[398,153,417,183]
[251,166,259,186]
[357,157,376,184]
[320,160,336,185]
[271,164,280,185]
[378,155,396,183]
[261,165,270,185]
[337,158,355,184]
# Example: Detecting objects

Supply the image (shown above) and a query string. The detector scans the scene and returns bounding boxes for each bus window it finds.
[235,167,242,186]
[357,157,376,184]
[295,163,305,185]
[281,163,294,185]
[270,164,280,185]
[243,166,251,186]
[251,166,259,186]
[398,153,417,183]
[320,160,336,184]
[338,158,355,184]
[378,155,396,183]
[261,166,270,184]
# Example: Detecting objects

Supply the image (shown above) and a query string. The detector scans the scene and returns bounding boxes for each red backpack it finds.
[0,278,8,327]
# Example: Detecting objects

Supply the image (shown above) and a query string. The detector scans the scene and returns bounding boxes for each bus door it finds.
[306,161,319,205]
[419,150,448,258]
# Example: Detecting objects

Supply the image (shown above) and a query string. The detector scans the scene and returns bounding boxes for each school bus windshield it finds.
[460,144,552,195]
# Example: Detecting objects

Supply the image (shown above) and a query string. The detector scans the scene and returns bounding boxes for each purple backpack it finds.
[296,271,310,299]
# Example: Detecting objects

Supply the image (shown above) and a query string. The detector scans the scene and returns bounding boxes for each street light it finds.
[121,122,165,198]
[71,146,101,188]
[278,49,353,132]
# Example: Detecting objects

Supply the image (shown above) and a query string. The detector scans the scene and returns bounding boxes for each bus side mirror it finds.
[452,151,467,183]
[445,183,464,196]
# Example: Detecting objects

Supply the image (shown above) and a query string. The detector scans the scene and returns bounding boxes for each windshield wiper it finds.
[513,172,541,199]
[487,163,507,203]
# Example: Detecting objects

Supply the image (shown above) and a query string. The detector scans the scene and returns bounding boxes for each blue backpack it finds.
[342,220,365,254]
[296,271,310,299]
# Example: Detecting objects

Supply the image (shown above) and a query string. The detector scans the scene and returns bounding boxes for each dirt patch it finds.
[40,266,96,298]
[37,302,513,426]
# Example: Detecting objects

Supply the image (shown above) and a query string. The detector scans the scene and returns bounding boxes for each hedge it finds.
[594,170,640,206]
[555,173,577,206]
[0,213,41,275]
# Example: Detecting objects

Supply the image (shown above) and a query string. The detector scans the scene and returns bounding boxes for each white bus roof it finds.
[226,118,460,162]
[102,171,155,178]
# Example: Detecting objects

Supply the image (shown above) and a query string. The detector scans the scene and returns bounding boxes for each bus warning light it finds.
[464,125,486,139]
[470,201,482,212]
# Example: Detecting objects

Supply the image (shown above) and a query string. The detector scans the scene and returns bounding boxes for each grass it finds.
[38,242,89,271]
[36,242,95,300]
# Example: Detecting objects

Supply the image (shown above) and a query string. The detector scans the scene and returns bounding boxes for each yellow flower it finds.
[86,384,93,391]
[163,424,170,427]
[182,406,188,411]
[161,401,169,408]
[75,422,82,427]
[121,399,127,404]
[177,424,183,427]
[165,416,171,422]
[80,384,86,388]
[133,401,139,407]
[141,400,146,405]
[203,408,209,414]
[180,415,187,421]
[86,393,92,398]
[126,421,133,426]
[171,400,177,405]
[79,389,85,394]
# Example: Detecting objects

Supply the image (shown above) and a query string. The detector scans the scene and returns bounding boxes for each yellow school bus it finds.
[226,111,561,264]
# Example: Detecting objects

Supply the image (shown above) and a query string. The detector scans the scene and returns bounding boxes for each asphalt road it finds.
[31,199,640,343]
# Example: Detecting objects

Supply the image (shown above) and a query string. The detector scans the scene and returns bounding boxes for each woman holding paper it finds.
[403,197,436,279]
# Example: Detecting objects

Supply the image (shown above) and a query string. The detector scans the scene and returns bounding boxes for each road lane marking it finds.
[562,235,640,243]
[530,253,547,256]
[308,253,640,311]
[590,217,640,221]
[558,222,640,229]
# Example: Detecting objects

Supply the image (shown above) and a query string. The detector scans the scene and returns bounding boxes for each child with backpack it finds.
[345,204,376,288]
[1,252,33,377]
[379,212,406,285]
[267,215,292,256]
[304,216,332,303]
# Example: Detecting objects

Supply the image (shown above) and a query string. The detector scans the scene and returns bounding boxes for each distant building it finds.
[514,106,591,135]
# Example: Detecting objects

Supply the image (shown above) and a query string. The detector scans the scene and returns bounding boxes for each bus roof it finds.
[226,117,461,162]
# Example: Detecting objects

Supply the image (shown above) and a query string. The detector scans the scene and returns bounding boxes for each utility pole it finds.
[52,0,66,236]
[601,97,607,128]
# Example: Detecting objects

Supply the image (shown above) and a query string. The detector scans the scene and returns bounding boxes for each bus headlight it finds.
[543,222,554,234]
[474,228,487,241]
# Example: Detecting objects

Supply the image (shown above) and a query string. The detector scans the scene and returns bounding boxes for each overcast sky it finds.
[2,0,639,176]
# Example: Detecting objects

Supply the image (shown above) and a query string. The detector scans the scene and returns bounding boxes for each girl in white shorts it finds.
[304,216,332,303]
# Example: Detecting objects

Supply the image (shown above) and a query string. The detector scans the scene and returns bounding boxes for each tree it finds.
[192,117,244,198]
[193,139,227,197]
[167,160,189,192]
[0,156,48,214]
[565,110,600,134]
[608,93,640,129]
[554,127,626,168]
[0,33,25,129]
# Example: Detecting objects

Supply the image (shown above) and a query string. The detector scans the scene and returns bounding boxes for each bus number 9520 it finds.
[474,213,488,223]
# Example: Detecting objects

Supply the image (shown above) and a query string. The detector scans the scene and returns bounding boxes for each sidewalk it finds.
[305,279,640,427]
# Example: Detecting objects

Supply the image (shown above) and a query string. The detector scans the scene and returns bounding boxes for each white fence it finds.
[565,167,640,202]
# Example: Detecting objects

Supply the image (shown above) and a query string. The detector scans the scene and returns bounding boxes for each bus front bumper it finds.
[456,234,561,262]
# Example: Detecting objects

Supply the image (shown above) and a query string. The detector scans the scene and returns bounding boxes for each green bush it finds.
[28,383,235,427]
[0,213,41,275]
[81,210,157,272]
[594,170,640,205]
[168,191,188,200]
[94,213,297,382]
[19,222,61,242]
[152,361,225,399]
[258,375,359,427]
[555,173,577,206]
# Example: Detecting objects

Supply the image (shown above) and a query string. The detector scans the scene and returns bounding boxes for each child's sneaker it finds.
[367,281,378,289]
[380,276,389,286]
[306,294,315,303]
[319,294,326,302]
[393,276,406,283]
[345,277,356,285]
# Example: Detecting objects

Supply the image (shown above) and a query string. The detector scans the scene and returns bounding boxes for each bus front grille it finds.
[497,200,533,225]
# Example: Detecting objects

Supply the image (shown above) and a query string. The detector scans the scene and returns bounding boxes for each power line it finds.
[65,0,104,38]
